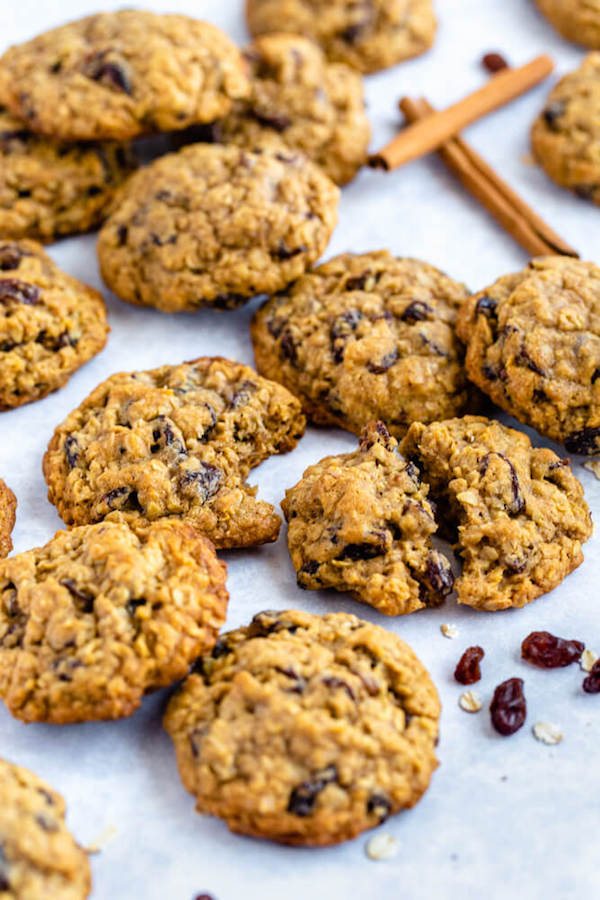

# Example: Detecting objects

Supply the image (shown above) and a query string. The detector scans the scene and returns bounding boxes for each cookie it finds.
[43,357,306,549]
[210,34,370,186]
[282,421,454,615]
[0,519,228,723]
[0,239,109,410]
[535,0,600,48]
[531,54,600,206]
[0,757,90,898]
[0,105,136,243]
[246,0,437,74]
[400,416,592,611]
[97,143,338,313]
[457,256,600,454]
[251,251,473,438]
[164,608,440,846]
[0,11,249,141]
[0,479,16,559]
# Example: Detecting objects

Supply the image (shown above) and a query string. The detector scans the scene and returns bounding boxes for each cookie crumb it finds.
[85,824,117,854]
[441,623,459,639]
[532,722,563,745]
[583,459,600,480]
[459,690,482,713]
[365,833,399,861]
[581,649,598,672]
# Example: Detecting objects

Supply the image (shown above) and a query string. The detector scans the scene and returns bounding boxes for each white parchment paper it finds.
[1,2,599,898]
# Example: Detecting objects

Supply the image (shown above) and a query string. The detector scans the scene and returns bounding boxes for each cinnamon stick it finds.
[369,55,553,171]
[399,96,578,258]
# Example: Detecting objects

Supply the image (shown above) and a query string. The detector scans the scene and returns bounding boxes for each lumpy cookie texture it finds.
[531,54,600,205]
[43,357,306,549]
[246,0,436,74]
[0,11,249,141]
[0,479,17,559]
[282,421,454,615]
[0,758,91,898]
[251,251,472,438]
[0,239,108,410]
[97,143,339,312]
[0,519,228,723]
[212,33,370,186]
[535,0,600,48]
[457,257,600,454]
[164,609,440,846]
[400,416,592,611]
[0,105,136,242]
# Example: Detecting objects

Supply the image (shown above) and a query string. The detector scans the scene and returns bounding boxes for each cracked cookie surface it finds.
[0,519,228,723]
[400,416,592,611]
[0,105,136,243]
[0,10,249,141]
[0,479,16,559]
[282,421,454,615]
[246,0,436,74]
[0,757,90,899]
[531,54,600,206]
[211,33,370,186]
[457,256,600,454]
[251,251,472,437]
[0,239,108,411]
[164,608,440,846]
[97,143,339,312]
[535,0,600,48]
[43,357,306,548]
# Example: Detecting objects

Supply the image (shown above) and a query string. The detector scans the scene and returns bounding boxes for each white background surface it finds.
[1,2,599,898]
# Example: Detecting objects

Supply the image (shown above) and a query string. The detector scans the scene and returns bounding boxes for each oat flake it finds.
[441,623,459,639]
[365,833,399,861]
[532,722,563,745]
[459,690,482,713]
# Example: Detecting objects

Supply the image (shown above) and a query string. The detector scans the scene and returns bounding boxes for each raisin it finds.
[521,631,584,668]
[64,435,79,468]
[194,894,216,900]
[366,793,392,823]
[279,328,298,364]
[479,452,524,515]
[543,100,566,130]
[211,293,248,310]
[273,241,306,260]
[230,380,257,409]
[297,560,320,585]
[248,610,298,637]
[490,677,526,736]
[341,22,367,44]
[150,416,184,455]
[358,420,393,451]
[400,300,433,323]
[345,273,369,291]
[482,52,509,73]
[591,368,600,385]
[60,579,94,614]
[179,464,222,503]
[582,660,600,694]
[276,666,306,693]
[127,597,146,616]
[337,536,386,560]
[0,279,40,306]
[476,295,497,318]
[423,551,454,598]
[100,486,131,510]
[250,107,292,132]
[515,346,545,376]
[87,57,132,94]
[116,224,128,245]
[287,766,338,816]
[211,638,232,659]
[330,310,362,363]
[367,350,398,374]
[322,676,356,700]
[0,245,27,270]
[454,646,484,684]
[564,426,600,455]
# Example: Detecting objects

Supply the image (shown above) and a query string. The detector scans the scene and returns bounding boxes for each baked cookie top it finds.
[43,357,306,548]
[0,239,109,411]
[214,33,370,186]
[0,479,16,559]
[457,256,600,454]
[251,251,472,437]
[164,608,440,846]
[97,143,339,313]
[400,416,592,611]
[531,54,600,206]
[0,11,249,141]
[0,519,228,724]
[282,421,454,615]
[0,757,90,899]
[0,105,136,243]
[535,0,600,49]
[246,0,437,74]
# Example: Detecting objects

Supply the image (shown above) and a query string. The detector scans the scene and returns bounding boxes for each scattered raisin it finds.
[64,435,79,468]
[330,310,362,363]
[337,537,386,560]
[279,328,298,364]
[86,57,132,94]
[543,100,566,130]
[179,463,222,503]
[490,677,526,736]
[366,793,392,823]
[322,676,356,700]
[367,350,397,374]
[521,631,584,668]
[0,279,40,305]
[582,660,600,694]
[482,52,509,73]
[423,551,455,599]
[476,295,497,318]
[400,300,433,323]
[454,646,484,684]
[273,241,306,260]
[564,426,600,455]
[287,766,338,816]
[60,579,94,614]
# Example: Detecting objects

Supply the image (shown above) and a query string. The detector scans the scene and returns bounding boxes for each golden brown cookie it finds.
[97,143,339,313]
[400,416,592,611]
[43,357,306,549]
[0,239,109,411]
[282,421,454,615]
[251,251,473,438]
[457,256,600,454]
[0,757,91,898]
[0,519,228,723]
[0,479,16,559]
[246,0,437,74]
[212,33,370,185]
[535,0,600,48]
[0,105,136,243]
[531,54,600,205]
[164,609,440,845]
[0,11,249,141]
